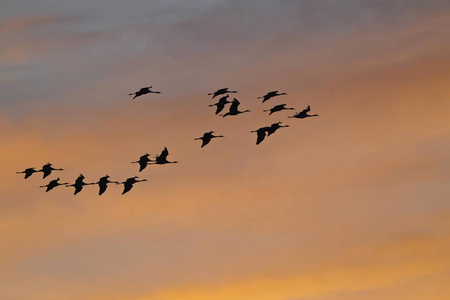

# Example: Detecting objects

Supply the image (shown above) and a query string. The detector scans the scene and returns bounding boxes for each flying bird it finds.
[66,174,94,195]
[288,105,319,119]
[16,167,42,179]
[250,122,289,145]
[117,176,147,195]
[195,131,224,148]
[266,121,289,136]
[264,104,295,115]
[208,88,237,99]
[129,86,161,99]
[258,91,287,103]
[250,126,271,145]
[39,177,69,192]
[40,163,64,179]
[132,153,153,172]
[220,98,250,117]
[150,147,179,165]
[94,175,119,196]
[209,94,231,115]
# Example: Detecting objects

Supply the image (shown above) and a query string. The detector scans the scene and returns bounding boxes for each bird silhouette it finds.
[39,177,69,192]
[40,163,64,179]
[132,153,153,172]
[266,121,289,136]
[258,91,287,103]
[220,98,251,117]
[16,167,42,179]
[129,86,161,99]
[250,122,289,145]
[250,126,271,145]
[288,105,319,119]
[209,94,231,115]
[150,147,179,165]
[195,131,224,148]
[117,176,147,195]
[66,174,94,195]
[94,175,119,196]
[208,88,237,99]
[264,104,295,115]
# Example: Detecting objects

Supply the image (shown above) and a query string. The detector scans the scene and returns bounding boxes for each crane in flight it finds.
[129,86,161,99]
[288,105,319,119]
[208,88,237,99]
[117,176,148,195]
[258,91,287,103]
[195,131,224,148]
[220,98,250,117]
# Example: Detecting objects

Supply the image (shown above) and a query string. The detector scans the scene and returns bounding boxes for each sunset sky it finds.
[1,1,450,299]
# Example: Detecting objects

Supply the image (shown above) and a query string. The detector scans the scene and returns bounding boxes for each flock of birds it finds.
[17,87,319,195]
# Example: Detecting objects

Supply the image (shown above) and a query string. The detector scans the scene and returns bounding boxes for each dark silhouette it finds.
[264,104,295,115]
[150,147,179,165]
[209,94,231,115]
[129,86,161,99]
[250,122,289,145]
[288,105,319,119]
[39,177,69,192]
[66,174,94,195]
[195,131,224,148]
[94,175,119,196]
[250,126,271,145]
[132,153,153,172]
[40,163,64,179]
[208,88,237,98]
[266,121,289,136]
[220,98,250,117]
[258,91,287,103]
[117,176,147,195]
[16,167,42,179]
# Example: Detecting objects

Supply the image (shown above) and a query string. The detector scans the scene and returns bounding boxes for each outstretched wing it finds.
[301,105,310,114]
[159,147,169,160]
[256,128,269,145]
[215,103,225,114]
[139,161,147,172]
[229,99,240,112]
[122,182,133,195]
[201,137,211,148]
[74,185,83,195]
[98,183,107,195]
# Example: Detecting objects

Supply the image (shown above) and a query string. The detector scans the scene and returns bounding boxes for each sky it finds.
[1,0,450,299]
